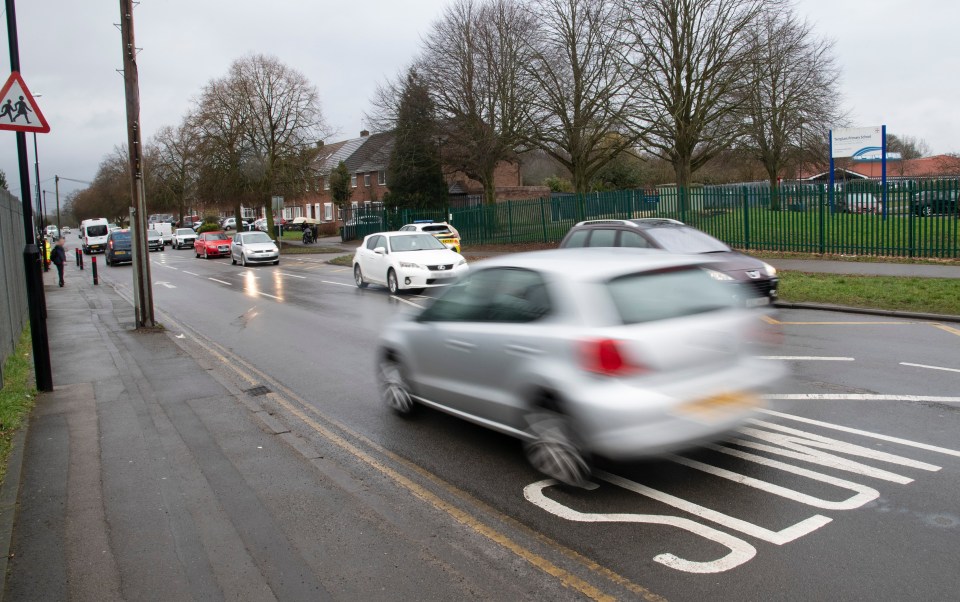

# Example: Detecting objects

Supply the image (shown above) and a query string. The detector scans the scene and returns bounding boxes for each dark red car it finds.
[194,231,231,258]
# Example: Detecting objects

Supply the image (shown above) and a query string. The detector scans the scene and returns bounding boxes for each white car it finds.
[354,232,469,294]
[231,230,280,266]
[44,225,60,240]
[171,228,197,249]
[147,229,164,252]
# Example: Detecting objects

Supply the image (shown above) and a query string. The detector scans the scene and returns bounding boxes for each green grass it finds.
[278,244,347,255]
[778,271,960,315]
[281,230,304,241]
[0,328,37,487]
[329,254,354,267]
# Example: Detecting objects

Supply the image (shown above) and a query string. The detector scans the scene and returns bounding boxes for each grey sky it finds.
[2,0,959,203]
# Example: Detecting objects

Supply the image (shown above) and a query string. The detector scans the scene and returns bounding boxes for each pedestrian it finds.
[51,236,67,287]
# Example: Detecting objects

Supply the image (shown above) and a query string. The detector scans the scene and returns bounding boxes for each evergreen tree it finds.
[329,160,353,209]
[0,169,7,191]
[386,69,447,209]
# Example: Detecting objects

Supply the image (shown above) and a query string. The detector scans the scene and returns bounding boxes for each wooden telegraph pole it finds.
[118,0,154,327]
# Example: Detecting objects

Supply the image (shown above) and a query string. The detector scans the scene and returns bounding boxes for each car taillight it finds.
[580,339,646,376]
[109,240,113,249]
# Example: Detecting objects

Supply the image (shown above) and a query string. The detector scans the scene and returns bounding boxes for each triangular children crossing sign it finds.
[0,72,50,133]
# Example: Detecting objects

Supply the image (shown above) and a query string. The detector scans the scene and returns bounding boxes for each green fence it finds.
[343,179,960,258]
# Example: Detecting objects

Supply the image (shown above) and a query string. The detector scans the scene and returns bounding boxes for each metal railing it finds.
[0,189,29,387]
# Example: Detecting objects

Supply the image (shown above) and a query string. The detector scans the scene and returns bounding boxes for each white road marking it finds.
[320,280,354,288]
[899,362,960,374]
[208,278,231,285]
[759,356,854,361]
[524,479,756,574]
[764,393,960,403]
[159,264,178,270]
[760,409,960,458]
[390,295,425,309]
[183,271,199,276]
[257,292,281,300]
[275,271,306,279]
[154,281,176,289]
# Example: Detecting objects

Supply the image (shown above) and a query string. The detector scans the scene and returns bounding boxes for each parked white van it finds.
[80,218,110,254]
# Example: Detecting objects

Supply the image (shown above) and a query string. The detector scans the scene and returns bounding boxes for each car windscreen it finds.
[176,229,194,235]
[209,233,229,241]
[642,227,730,253]
[389,234,446,252]
[86,225,108,237]
[605,267,737,324]
[148,230,161,237]
[241,232,272,244]
[111,232,131,242]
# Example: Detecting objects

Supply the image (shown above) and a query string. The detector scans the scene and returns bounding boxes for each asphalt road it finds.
[96,245,960,601]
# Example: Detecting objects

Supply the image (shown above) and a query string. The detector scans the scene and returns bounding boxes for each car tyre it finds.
[378,356,415,415]
[240,253,247,267]
[195,249,200,258]
[387,269,400,295]
[354,264,368,288]
[922,205,933,217]
[231,255,237,265]
[523,410,591,488]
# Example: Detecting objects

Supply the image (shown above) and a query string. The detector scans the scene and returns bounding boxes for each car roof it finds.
[475,248,710,281]
[572,218,687,230]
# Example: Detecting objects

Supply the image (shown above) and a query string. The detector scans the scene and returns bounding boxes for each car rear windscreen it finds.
[605,268,736,324]
[643,227,729,253]
[86,225,108,237]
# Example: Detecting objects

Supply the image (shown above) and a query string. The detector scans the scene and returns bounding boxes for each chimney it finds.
[360,130,370,137]
[315,140,324,148]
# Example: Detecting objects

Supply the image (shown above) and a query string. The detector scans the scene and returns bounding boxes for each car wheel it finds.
[231,255,237,265]
[377,356,415,415]
[523,409,591,488]
[195,249,200,258]
[922,205,933,217]
[240,253,246,267]
[354,264,368,288]
[387,269,400,295]
[204,248,209,259]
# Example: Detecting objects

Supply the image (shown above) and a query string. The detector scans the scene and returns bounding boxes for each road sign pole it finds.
[5,0,52,391]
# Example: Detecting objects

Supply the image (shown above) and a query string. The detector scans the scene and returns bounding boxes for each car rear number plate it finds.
[676,392,760,421]
[746,296,771,307]
[115,251,128,255]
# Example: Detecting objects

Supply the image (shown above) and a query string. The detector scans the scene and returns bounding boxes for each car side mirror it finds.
[374,247,386,255]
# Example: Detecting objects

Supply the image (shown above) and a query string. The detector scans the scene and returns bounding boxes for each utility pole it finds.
[4,0,53,391]
[54,176,61,232]
[118,0,154,328]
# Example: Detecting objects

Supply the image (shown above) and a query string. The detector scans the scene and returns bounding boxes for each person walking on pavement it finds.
[51,236,67,287]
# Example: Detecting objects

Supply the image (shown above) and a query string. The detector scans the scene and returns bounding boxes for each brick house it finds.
[298,130,548,223]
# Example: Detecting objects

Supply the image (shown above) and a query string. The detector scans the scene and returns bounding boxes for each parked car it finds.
[399,220,462,253]
[171,228,197,249]
[376,248,784,486]
[911,189,959,217]
[147,229,165,252]
[558,219,778,303]
[836,193,881,214]
[44,225,60,240]
[148,213,175,226]
[194,231,232,259]
[354,232,469,295]
[105,229,133,266]
[231,231,280,266]
[222,217,253,231]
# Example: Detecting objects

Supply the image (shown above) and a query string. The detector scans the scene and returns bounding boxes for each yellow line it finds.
[934,323,960,337]
[761,315,780,324]
[775,321,918,326]
[169,317,656,601]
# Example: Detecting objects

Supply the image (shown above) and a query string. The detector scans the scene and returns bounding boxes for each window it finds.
[418,268,552,323]
[364,173,371,187]
[378,171,386,185]
[323,177,329,190]
[606,268,735,324]
[563,230,588,248]
[620,231,651,248]
[586,229,617,247]
[323,203,333,221]
[351,173,357,188]
[366,235,384,250]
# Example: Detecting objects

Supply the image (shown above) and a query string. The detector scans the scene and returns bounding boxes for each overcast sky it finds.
[2,0,959,202]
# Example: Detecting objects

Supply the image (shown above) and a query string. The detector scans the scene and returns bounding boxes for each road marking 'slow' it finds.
[764,393,960,403]
[208,278,231,285]
[759,356,854,361]
[899,362,960,374]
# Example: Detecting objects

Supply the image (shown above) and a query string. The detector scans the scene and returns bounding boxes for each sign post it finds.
[830,125,885,216]
[272,195,283,251]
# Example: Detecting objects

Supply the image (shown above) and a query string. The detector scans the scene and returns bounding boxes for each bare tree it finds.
[741,6,842,207]
[419,0,539,204]
[625,0,767,204]
[524,0,639,193]
[887,134,930,160]
[147,120,199,222]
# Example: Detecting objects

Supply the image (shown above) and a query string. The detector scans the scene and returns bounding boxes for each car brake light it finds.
[109,240,113,249]
[580,339,646,376]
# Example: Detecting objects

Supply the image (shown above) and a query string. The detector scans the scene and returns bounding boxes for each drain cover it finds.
[244,385,270,397]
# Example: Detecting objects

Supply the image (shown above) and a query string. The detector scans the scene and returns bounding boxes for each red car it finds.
[194,231,231,258]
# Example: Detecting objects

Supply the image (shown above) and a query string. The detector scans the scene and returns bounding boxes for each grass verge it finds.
[279,244,348,255]
[329,254,354,267]
[778,271,960,315]
[0,328,37,487]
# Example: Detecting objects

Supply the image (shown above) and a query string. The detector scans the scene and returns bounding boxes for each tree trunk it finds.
[673,160,692,214]
[234,204,243,232]
[572,160,590,195]
[768,175,781,211]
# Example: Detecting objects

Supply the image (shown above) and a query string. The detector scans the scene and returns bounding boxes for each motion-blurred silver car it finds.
[377,249,784,486]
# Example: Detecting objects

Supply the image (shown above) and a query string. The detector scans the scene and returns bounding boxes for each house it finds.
[299,130,548,223]
[800,154,960,184]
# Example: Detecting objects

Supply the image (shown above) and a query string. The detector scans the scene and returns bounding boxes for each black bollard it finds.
[75,248,81,266]
[79,249,83,270]
[92,255,98,285]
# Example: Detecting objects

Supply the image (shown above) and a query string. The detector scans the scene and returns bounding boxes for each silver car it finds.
[231,230,280,266]
[147,229,164,252]
[376,249,784,486]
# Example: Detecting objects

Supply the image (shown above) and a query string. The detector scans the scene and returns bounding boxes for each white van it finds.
[80,218,110,254]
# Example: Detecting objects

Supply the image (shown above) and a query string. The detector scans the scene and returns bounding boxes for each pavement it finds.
[1,238,958,601]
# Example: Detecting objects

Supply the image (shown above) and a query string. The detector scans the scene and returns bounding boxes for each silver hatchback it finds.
[377,249,784,486]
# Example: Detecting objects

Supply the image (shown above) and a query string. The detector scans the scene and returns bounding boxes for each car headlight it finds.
[762,262,777,277]
[399,261,422,270]
[457,258,467,267]
[705,269,735,282]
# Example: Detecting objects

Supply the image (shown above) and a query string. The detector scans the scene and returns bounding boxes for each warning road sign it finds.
[0,72,50,133]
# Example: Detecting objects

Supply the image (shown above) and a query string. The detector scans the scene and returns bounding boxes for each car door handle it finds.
[445,339,477,351]
[504,344,541,356]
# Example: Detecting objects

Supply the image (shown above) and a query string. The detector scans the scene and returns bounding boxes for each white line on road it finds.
[390,295,425,309]
[160,264,178,270]
[257,292,281,300]
[276,271,306,279]
[759,356,854,361]
[899,362,960,374]
[183,271,198,276]
[763,393,960,403]
[208,278,232,285]
[320,280,354,288]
